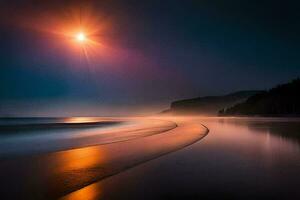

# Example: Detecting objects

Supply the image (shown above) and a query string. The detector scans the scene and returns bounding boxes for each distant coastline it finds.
[161,90,261,116]
[162,78,300,117]
[219,78,300,116]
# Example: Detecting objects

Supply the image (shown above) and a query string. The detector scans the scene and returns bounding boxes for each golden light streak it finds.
[60,183,101,200]
[56,147,105,172]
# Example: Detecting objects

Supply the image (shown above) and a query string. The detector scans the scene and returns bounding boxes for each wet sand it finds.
[0,117,208,199]
[61,117,300,200]
[0,118,177,156]
[2,116,300,199]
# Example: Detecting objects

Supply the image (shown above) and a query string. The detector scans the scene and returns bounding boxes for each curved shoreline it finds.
[0,117,209,200]
[0,118,177,157]
[60,120,209,200]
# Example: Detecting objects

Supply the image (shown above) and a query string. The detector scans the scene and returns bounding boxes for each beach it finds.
[63,117,300,200]
[1,1,299,199]
[0,117,208,199]
[1,116,300,199]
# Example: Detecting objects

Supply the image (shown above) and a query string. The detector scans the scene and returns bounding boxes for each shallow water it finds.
[1,117,300,199]
[0,117,207,199]
[62,117,300,200]
[0,117,176,156]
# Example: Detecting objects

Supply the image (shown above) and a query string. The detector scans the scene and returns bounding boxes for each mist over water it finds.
[0,117,207,199]
[0,117,176,156]
[63,117,300,200]
[1,117,300,199]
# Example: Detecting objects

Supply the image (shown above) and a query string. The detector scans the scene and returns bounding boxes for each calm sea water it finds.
[0,117,178,156]
[0,117,124,156]
[1,117,300,199]
[66,117,300,200]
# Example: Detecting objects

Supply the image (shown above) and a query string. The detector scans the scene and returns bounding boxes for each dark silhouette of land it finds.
[162,91,261,115]
[219,79,300,116]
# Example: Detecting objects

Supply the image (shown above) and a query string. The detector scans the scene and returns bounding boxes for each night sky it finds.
[0,0,300,116]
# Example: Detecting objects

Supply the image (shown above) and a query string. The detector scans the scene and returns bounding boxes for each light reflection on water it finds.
[0,118,176,156]
[1,117,300,199]
[61,183,101,200]
[56,147,105,172]
[62,117,110,124]
[62,117,300,200]
[0,118,207,199]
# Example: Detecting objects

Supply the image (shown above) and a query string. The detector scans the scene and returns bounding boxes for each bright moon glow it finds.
[76,32,86,42]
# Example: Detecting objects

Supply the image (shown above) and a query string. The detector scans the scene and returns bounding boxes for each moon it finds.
[75,32,86,42]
